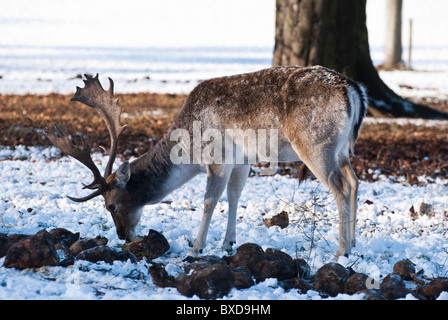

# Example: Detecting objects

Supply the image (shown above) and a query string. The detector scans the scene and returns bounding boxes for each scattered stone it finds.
[75,245,118,264]
[282,277,311,293]
[409,269,426,285]
[58,252,76,267]
[263,211,289,229]
[252,259,290,282]
[381,273,405,290]
[380,273,416,299]
[356,289,387,300]
[122,229,169,259]
[48,228,80,247]
[393,259,416,280]
[69,238,99,256]
[75,245,136,264]
[233,266,255,289]
[148,263,178,288]
[7,234,31,243]
[294,258,311,278]
[223,243,266,272]
[54,242,76,266]
[183,255,226,274]
[0,233,13,258]
[115,250,138,263]
[176,262,235,299]
[419,277,448,300]
[0,233,31,258]
[92,235,108,246]
[265,248,292,263]
[2,225,446,301]
[313,262,350,297]
[344,273,369,295]
[52,233,109,266]
[3,230,59,269]
[384,286,418,300]
[252,248,296,282]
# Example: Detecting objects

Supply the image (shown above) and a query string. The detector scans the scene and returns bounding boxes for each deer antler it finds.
[43,124,106,201]
[71,74,127,178]
[44,74,126,202]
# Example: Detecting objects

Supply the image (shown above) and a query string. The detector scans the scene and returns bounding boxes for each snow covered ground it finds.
[1,146,448,300]
[1,0,448,300]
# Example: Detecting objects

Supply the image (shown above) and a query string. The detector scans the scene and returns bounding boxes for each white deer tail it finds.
[347,83,368,156]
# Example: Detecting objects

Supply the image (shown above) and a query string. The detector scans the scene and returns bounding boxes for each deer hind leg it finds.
[292,144,352,258]
[222,165,250,252]
[325,166,352,258]
[187,164,232,259]
[339,157,359,249]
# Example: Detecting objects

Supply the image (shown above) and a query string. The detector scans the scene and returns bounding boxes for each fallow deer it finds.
[44,66,367,259]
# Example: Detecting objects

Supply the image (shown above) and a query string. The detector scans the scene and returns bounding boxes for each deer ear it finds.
[116,161,130,187]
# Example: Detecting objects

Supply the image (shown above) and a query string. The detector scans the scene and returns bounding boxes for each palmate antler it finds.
[44,74,127,202]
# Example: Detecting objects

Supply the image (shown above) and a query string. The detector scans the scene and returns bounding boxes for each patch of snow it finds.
[1,147,448,299]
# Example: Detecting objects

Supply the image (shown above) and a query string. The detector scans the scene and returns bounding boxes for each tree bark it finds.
[384,0,403,70]
[273,0,447,118]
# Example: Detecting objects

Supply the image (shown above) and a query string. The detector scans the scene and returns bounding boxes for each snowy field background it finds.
[1,0,448,300]
[1,0,448,101]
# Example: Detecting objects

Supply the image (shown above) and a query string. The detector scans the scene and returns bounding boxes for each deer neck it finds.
[127,129,200,205]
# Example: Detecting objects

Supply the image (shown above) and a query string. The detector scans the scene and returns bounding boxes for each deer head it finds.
[44,74,141,242]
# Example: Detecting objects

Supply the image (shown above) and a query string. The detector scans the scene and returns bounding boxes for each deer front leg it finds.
[222,165,250,252]
[186,165,232,259]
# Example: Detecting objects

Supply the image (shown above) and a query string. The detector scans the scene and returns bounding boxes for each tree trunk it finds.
[273,0,447,118]
[384,0,403,69]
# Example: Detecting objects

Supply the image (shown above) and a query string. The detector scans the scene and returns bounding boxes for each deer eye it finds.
[108,204,116,213]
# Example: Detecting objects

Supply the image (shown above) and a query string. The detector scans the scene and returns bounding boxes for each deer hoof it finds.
[221,240,235,252]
